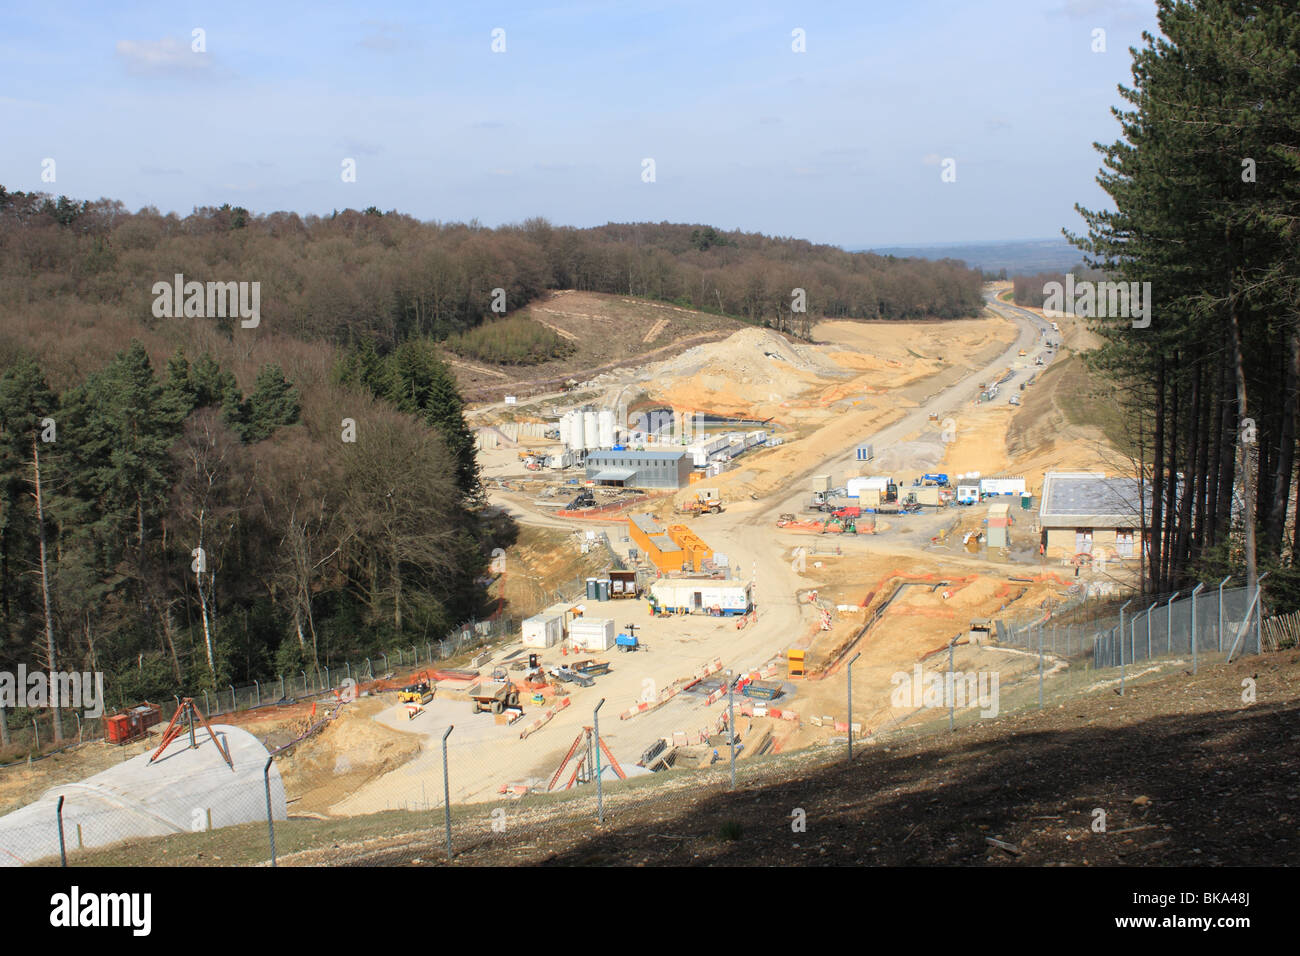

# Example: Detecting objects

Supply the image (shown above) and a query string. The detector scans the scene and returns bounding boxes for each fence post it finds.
[411,645,417,667]
[847,652,861,761]
[441,725,454,862]
[33,718,39,750]
[264,756,277,867]
[229,684,236,713]
[1038,624,1044,710]
[1118,599,1131,667]
[1190,582,1205,673]
[1165,591,1180,654]
[1255,572,1269,655]
[382,653,388,673]
[301,671,307,696]
[365,659,372,680]
[726,671,736,790]
[1218,576,1230,652]
[255,680,260,708]
[948,639,955,731]
[1122,619,1129,696]
[593,699,605,824]
[203,690,210,715]
[56,795,67,867]
[346,661,351,681]
[1145,604,1156,660]
[324,667,330,690]
[279,675,285,700]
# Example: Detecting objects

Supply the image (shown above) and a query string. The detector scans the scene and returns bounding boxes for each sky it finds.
[0,0,1162,248]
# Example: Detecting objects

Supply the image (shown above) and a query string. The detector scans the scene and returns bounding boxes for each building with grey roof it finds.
[585,450,692,489]
[1038,471,1151,559]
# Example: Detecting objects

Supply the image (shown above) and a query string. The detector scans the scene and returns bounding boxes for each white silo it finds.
[583,411,599,451]
[598,409,615,448]
[558,414,571,450]
[569,412,584,452]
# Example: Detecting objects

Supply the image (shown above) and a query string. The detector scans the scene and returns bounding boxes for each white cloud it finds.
[115,36,210,74]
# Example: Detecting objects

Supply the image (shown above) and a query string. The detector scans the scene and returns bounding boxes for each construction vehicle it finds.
[822,513,857,534]
[468,668,522,715]
[676,490,723,516]
[397,678,434,705]
[565,488,596,510]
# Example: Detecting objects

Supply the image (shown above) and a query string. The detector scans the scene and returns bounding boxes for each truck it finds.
[675,490,723,516]
[468,672,522,715]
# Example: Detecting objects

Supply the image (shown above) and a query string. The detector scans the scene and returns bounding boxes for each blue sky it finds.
[0,0,1160,247]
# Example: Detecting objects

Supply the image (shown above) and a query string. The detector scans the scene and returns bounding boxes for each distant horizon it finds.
[1,1,1162,247]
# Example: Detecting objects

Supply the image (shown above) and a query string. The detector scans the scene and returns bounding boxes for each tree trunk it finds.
[32,438,62,743]
[1228,307,1258,596]
[1150,360,1166,594]
[1262,324,1299,560]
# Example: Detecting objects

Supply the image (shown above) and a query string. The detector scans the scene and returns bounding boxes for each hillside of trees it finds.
[1069,0,1300,609]
[0,186,982,739]
[0,189,985,358]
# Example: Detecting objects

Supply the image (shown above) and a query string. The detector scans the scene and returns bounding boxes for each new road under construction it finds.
[1,286,1140,854]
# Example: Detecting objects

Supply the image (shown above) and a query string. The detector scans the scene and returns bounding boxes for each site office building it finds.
[1037,472,1151,559]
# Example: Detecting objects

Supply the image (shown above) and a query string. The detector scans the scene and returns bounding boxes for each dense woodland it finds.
[0,186,981,738]
[1071,0,1300,608]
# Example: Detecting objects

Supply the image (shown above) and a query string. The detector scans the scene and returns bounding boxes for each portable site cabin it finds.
[650,579,752,616]
[858,488,882,508]
[979,477,1026,497]
[568,617,616,651]
[666,524,713,572]
[628,514,688,572]
[811,474,832,494]
[522,612,564,648]
[846,476,892,499]
[957,484,980,505]
[986,502,1012,548]
[913,485,942,507]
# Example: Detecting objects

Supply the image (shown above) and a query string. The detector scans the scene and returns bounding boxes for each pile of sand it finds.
[277,697,421,815]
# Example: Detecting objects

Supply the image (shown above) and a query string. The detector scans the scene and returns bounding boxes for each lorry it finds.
[468,670,522,715]
[675,490,723,516]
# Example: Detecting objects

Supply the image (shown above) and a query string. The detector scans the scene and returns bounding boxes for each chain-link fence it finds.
[5,577,1285,868]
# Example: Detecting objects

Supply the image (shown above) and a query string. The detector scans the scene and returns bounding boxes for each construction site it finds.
[0,285,1151,864]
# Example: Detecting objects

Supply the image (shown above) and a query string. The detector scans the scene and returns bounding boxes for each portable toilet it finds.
[586,578,599,600]
[1020,491,1033,510]
[597,579,611,601]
